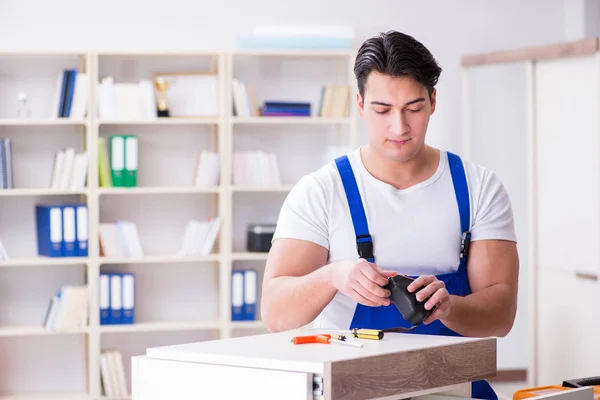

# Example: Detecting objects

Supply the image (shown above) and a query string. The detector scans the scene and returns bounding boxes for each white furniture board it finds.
[145,327,494,374]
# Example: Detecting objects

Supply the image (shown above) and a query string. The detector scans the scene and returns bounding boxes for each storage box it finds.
[246,224,276,252]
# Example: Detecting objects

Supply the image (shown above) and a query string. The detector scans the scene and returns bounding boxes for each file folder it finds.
[121,273,135,324]
[243,269,257,320]
[124,135,138,187]
[109,273,123,324]
[110,135,125,187]
[62,205,76,257]
[231,270,244,321]
[35,205,64,257]
[75,205,89,256]
[99,273,110,325]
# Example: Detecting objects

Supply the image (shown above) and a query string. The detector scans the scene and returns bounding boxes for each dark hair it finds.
[354,30,442,100]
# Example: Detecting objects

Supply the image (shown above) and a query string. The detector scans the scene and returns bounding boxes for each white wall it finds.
[0,0,566,152]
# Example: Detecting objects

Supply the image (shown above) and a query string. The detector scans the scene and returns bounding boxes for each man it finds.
[260,30,519,400]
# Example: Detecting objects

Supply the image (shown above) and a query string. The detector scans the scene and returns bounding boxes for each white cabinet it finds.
[535,54,600,275]
[462,38,600,387]
[536,268,600,386]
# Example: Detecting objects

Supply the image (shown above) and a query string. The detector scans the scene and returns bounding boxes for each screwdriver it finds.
[326,327,416,340]
[291,334,363,348]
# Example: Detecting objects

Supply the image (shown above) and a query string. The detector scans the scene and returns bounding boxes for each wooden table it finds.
[131,327,497,400]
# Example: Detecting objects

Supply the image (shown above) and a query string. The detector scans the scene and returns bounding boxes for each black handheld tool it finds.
[384,274,434,326]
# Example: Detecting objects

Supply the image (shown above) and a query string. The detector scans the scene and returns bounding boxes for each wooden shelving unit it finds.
[0,49,357,399]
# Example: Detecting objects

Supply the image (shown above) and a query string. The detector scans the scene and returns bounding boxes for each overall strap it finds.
[447,152,472,263]
[334,155,375,262]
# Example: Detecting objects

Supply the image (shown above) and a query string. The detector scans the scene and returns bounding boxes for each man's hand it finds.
[331,259,397,307]
[407,275,452,324]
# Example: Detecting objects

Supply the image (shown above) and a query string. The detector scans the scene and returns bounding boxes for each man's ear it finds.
[357,92,365,119]
[430,88,437,115]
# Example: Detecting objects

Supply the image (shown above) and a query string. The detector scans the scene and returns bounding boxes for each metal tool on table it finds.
[291,333,363,348]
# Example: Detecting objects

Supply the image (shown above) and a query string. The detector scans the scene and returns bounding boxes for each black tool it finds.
[384,274,434,327]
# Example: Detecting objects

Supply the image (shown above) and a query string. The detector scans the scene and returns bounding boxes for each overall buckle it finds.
[460,231,471,260]
[356,234,374,260]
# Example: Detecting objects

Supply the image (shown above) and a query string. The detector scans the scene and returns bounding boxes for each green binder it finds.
[109,135,125,187]
[124,135,138,187]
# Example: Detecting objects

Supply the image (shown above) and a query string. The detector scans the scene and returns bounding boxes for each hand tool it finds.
[384,274,435,326]
[325,326,422,340]
[291,333,363,348]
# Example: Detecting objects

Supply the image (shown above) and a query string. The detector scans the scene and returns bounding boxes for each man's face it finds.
[357,71,436,163]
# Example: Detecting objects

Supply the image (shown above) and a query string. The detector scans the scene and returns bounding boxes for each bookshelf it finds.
[0,49,357,399]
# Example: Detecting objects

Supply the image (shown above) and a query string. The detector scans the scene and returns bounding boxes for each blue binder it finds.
[231,270,245,321]
[243,269,258,321]
[109,273,122,324]
[35,205,64,257]
[61,205,77,257]
[99,273,110,325]
[75,204,89,257]
[121,273,135,324]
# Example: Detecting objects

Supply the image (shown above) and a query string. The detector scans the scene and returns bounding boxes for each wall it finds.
[0,0,570,375]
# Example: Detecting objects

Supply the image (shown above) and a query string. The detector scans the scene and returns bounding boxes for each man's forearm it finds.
[440,283,517,337]
[261,263,337,332]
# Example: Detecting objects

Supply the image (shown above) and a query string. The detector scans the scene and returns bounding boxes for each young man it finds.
[261,30,519,400]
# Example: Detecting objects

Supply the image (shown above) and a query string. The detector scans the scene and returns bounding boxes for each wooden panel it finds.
[535,54,600,274]
[330,339,496,400]
[462,38,598,66]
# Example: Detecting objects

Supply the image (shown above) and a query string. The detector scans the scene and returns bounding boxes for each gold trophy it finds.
[153,76,170,117]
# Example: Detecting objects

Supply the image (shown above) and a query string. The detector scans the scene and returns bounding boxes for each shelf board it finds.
[0,257,89,267]
[0,119,87,126]
[0,188,89,197]
[231,252,269,261]
[99,254,220,265]
[0,393,90,400]
[98,117,220,126]
[230,321,265,329]
[99,321,221,333]
[232,117,349,124]
[98,186,220,195]
[232,49,354,57]
[0,326,89,337]
[231,185,294,192]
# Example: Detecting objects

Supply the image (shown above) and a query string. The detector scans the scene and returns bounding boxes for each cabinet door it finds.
[535,54,600,274]
[536,268,600,386]
[465,61,531,371]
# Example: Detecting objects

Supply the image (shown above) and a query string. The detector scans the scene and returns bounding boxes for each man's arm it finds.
[261,238,336,332]
[440,239,519,337]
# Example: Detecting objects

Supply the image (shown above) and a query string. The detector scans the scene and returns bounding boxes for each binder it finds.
[99,273,110,325]
[124,135,138,187]
[243,269,257,320]
[231,270,244,321]
[109,273,122,324]
[121,273,135,324]
[75,204,89,256]
[62,205,76,257]
[110,135,125,187]
[35,205,64,257]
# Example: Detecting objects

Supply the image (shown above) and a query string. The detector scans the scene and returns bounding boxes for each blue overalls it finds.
[334,151,497,400]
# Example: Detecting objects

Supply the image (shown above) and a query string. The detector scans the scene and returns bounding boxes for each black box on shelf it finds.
[246,224,276,252]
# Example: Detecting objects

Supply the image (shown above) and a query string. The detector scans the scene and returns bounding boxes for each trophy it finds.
[153,76,170,117]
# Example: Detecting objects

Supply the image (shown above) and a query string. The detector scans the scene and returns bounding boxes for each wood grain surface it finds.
[461,37,599,67]
[330,338,496,400]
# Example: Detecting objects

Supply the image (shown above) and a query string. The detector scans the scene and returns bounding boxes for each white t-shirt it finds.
[272,147,517,329]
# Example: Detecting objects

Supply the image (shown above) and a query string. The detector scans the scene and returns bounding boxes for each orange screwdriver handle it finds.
[291,334,331,344]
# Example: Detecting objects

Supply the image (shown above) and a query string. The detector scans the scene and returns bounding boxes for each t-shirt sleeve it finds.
[271,174,330,249]
[470,170,517,243]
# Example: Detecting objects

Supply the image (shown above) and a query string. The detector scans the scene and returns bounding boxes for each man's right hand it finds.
[330,259,397,307]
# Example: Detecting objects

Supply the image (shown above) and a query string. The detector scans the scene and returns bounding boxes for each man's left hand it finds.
[407,275,452,324]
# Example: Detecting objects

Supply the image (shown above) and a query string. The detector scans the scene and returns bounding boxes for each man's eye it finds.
[374,109,389,114]
[407,108,422,113]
